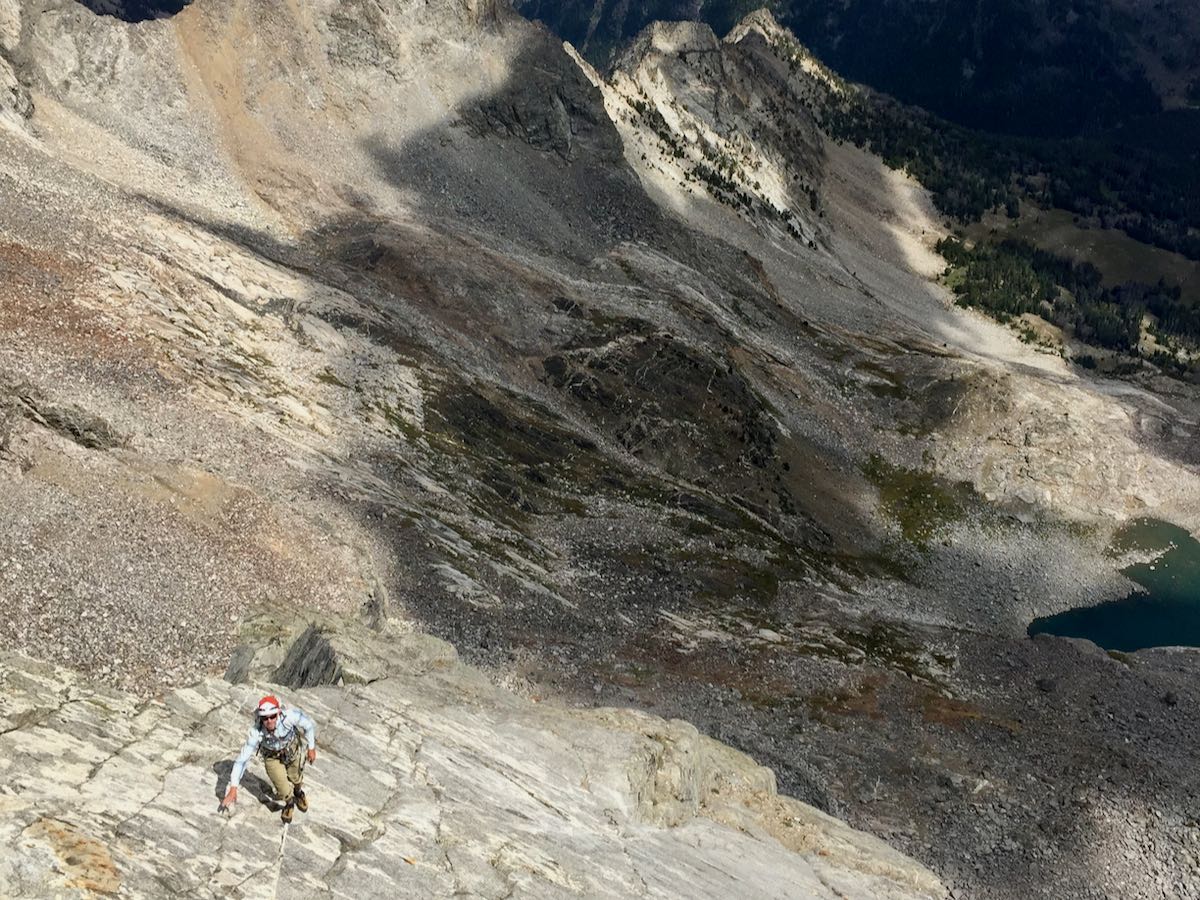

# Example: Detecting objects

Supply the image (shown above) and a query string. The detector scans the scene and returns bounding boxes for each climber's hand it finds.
[221,786,238,810]
[306,748,317,765]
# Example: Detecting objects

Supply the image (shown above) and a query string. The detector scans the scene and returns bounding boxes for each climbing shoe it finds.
[281,800,295,824]
[295,789,308,813]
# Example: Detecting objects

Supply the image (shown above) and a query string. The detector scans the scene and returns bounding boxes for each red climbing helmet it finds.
[256,695,282,718]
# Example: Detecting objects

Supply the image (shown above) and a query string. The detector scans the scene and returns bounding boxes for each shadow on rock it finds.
[73,1,193,22]
[212,760,275,809]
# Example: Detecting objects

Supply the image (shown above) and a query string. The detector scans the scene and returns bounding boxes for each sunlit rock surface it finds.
[0,622,944,899]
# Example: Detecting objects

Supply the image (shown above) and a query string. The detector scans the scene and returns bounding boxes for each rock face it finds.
[1,376,126,451]
[599,15,827,248]
[0,0,30,129]
[0,56,29,124]
[0,621,944,899]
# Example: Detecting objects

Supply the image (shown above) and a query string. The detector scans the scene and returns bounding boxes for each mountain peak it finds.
[726,6,786,43]
[615,19,721,71]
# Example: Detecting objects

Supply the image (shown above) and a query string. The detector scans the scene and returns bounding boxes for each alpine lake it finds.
[1029,518,1200,652]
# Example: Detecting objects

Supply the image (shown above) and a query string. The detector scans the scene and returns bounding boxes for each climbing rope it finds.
[270,821,289,900]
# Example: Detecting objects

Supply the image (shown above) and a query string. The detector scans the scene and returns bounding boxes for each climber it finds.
[220,694,318,823]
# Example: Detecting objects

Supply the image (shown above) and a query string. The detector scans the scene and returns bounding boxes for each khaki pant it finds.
[263,740,304,804]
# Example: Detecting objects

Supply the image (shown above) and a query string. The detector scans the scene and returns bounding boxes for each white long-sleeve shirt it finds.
[229,707,317,788]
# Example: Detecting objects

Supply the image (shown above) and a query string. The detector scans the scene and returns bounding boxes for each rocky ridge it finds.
[596,11,1200,532]
[0,616,944,899]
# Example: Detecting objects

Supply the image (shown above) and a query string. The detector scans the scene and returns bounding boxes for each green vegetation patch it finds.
[819,77,1200,262]
[938,236,1200,373]
[1106,649,1135,667]
[972,208,1200,307]
[316,368,348,388]
[863,455,971,548]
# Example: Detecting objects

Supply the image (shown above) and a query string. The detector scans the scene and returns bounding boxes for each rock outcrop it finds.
[0,55,30,124]
[1,375,127,451]
[597,14,826,246]
[0,0,31,130]
[0,621,944,899]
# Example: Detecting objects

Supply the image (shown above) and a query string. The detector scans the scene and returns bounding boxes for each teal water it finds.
[1028,518,1200,651]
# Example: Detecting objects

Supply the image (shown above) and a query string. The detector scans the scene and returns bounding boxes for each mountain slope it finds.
[1,3,1198,899]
